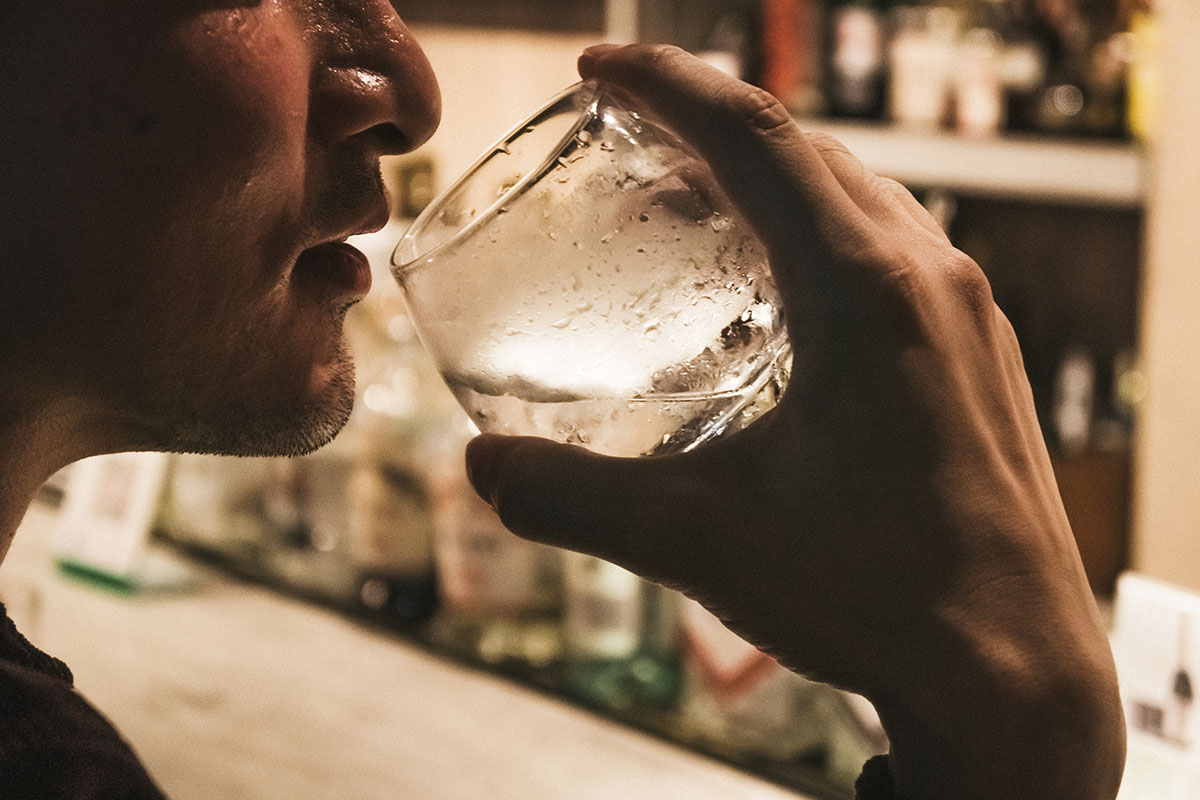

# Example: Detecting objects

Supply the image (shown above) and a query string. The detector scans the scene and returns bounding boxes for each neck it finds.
[0,393,114,563]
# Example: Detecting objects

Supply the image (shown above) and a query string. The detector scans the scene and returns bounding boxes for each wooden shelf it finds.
[801,119,1146,207]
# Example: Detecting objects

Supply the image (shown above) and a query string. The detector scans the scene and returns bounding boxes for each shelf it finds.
[800,119,1146,207]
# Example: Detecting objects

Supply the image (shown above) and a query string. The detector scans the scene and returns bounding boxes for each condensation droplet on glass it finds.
[639,212,650,223]
[599,231,615,244]
[547,231,559,241]
[576,130,593,145]
[551,316,572,329]
[573,241,583,250]
[599,140,615,152]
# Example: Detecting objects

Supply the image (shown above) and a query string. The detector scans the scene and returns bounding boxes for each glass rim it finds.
[391,79,602,277]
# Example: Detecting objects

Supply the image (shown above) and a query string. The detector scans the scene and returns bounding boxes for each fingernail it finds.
[465,434,505,507]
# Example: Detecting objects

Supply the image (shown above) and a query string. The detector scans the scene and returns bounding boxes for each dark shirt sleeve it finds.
[855,754,899,800]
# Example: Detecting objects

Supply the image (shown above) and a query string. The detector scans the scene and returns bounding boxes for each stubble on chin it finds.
[131,339,358,459]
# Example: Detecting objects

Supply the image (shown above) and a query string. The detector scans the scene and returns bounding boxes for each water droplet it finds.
[599,231,615,244]
[493,143,512,156]
[639,212,650,223]
[599,140,615,152]
[576,130,593,145]
[548,231,559,241]
[573,240,583,250]
[551,316,572,329]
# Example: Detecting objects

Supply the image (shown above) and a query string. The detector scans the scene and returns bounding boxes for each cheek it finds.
[120,15,314,325]
[162,16,312,233]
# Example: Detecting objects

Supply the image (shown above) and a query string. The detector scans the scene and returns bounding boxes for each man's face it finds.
[0,1,440,457]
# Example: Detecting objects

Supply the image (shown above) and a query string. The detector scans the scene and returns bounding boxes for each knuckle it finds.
[872,175,908,198]
[727,86,793,133]
[804,131,853,157]
[940,250,994,313]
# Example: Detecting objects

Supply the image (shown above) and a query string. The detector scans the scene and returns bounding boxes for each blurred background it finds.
[4,1,1199,798]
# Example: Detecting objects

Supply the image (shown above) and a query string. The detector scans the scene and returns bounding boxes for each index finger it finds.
[577,44,874,301]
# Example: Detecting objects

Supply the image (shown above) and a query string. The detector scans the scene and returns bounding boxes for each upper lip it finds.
[317,194,390,248]
[303,163,392,250]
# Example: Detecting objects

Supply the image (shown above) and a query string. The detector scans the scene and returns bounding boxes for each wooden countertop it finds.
[1,504,809,800]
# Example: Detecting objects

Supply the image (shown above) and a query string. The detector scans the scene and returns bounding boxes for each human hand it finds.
[465,45,1124,800]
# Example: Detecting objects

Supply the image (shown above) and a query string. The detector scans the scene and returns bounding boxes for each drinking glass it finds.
[391,80,790,458]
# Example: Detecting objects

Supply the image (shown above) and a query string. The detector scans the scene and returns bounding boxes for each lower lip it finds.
[293,242,372,298]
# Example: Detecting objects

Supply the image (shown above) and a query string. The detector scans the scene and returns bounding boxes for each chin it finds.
[138,354,359,459]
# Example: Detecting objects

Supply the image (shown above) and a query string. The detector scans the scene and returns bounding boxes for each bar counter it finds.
[2,504,810,800]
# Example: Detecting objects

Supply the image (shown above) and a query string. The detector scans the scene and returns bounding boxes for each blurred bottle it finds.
[888,4,960,129]
[678,597,827,762]
[1052,346,1095,457]
[755,0,827,115]
[696,8,752,78]
[1125,0,1160,142]
[156,453,275,563]
[1017,0,1129,138]
[826,0,890,119]
[344,454,438,625]
[953,25,1007,135]
[425,426,564,670]
[562,552,683,713]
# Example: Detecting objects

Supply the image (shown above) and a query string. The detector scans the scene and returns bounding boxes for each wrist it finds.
[864,597,1125,800]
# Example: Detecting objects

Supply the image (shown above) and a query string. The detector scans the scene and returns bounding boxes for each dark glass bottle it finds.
[825,0,890,119]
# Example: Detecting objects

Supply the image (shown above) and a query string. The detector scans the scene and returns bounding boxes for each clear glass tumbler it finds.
[392,80,790,458]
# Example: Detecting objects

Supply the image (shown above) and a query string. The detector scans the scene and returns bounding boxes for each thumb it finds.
[465,433,715,574]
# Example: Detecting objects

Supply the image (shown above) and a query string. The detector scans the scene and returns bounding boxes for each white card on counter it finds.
[53,452,170,579]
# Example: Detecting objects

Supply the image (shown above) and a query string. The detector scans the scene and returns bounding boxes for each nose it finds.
[308,4,441,156]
